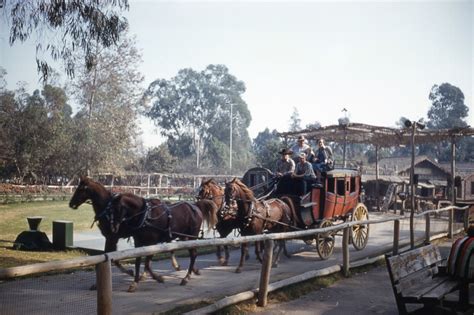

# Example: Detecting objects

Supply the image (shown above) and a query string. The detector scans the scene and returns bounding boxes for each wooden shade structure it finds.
[279,122,474,248]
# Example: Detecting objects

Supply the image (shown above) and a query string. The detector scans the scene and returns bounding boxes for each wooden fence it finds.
[0,205,469,314]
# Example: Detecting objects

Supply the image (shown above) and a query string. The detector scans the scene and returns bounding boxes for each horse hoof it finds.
[127,283,137,293]
[175,266,181,271]
[218,258,225,266]
[89,284,97,291]
[180,279,188,286]
[235,268,241,273]
[222,261,228,266]
[156,276,164,283]
[193,269,201,276]
[139,274,147,281]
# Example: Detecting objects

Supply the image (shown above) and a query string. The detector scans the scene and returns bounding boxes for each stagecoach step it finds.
[301,202,317,208]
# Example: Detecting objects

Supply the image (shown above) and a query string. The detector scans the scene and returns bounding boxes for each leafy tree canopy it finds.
[427,83,468,129]
[145,64,253,173]
[4,0,129,81]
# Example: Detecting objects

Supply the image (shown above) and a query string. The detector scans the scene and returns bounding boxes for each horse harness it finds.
[105,197,203,240]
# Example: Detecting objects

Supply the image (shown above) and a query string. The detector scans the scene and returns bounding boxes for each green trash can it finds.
[52,220,73,249]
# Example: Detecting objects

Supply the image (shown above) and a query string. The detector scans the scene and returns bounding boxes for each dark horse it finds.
[108,191,217,291]
[68,177,210,288]
[224,178,293,273]
[68,176,181,277]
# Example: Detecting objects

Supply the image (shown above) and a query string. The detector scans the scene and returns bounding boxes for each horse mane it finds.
[231,178,255,200]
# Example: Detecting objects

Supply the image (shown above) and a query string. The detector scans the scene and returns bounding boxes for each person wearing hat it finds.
[312,138,333,181]
[275,148,295,177]
[290,135,312,163]
[292,152,317,194]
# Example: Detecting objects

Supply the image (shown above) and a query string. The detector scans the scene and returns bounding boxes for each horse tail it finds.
[195,199,218,231]
[279,196,301,229]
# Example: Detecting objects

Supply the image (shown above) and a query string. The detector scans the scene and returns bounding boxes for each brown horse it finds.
[108,195,217,291]
[197,179,251,266]
[69,176,182,281]
[224,178,293,273]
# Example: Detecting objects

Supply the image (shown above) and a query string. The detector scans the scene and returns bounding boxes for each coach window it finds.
[350,177,356,193]
[337,179,345,196]
[327,177,335,193]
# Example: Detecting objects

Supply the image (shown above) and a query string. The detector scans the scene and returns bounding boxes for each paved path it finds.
[250,240,471,315]
[0,213,466,314]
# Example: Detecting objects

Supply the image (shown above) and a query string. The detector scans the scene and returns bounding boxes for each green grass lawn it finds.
[0,201,96,269]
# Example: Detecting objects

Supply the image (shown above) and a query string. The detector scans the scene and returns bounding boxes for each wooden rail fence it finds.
[0,205,469,314]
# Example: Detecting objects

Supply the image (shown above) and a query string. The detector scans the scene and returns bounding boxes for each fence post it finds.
[393,220,400,256]
[96,257,112,315]
[257,239,274,307]
[448,206,453,238]
[342,227,350,277]
[425,213,431,244]
[464,206,470,231]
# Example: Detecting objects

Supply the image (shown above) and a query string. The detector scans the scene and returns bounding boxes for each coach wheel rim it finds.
[316,219,335,260]
[351,203,369,251]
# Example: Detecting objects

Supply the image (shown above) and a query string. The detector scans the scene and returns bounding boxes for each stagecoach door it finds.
[324,176,348,219]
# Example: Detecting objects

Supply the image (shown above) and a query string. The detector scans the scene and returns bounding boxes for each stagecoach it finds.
[243,167,370,260]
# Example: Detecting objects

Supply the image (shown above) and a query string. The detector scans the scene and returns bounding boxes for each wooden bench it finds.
[385,244,460,314]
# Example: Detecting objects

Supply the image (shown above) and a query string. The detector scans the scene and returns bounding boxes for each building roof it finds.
[439,162,474,178]
[375,155,449,175]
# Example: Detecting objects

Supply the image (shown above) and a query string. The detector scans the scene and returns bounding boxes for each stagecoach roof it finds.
[327,169,360,178]
[278,123,474,147]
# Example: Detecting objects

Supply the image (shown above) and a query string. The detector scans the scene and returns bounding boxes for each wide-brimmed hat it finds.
[299,152,306,159]
[279,148,293,155]
[297,135,306,142]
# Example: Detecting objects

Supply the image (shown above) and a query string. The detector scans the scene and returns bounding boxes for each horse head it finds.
[198,179,225,209]
[69,176,92,209]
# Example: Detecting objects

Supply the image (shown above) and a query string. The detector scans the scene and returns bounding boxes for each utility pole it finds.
[229,102,233,174]
[405,119,425,249]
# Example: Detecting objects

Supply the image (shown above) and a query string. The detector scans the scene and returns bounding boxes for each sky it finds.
[1,0,473,148]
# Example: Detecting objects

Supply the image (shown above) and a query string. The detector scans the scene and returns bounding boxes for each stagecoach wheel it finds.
[316,219,335,260]
[351,203,370,251]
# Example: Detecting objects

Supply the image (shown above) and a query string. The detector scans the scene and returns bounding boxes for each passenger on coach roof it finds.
[290,135,312,163]
[292,152,317,193]
[312,138,333,182]
[274,148,295,178]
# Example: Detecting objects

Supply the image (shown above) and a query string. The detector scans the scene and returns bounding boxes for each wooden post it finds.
[375,145,380,212]
[342,227,350,277]
[449,137,456,238]
[257,239,274,307]
[410,123,416,249]
[425,213,431,244]
[96,259,112,315]
[393,219,400,256]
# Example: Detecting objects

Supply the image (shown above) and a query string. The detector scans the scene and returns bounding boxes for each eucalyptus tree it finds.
[70,30,144,175]
[420,83,471,161]
[145,64,253,173]
[4,0,129,81]
[252,128,282,170]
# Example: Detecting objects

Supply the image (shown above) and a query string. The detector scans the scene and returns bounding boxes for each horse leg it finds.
[235,243,247,273]
[105,238,133,277]
[144,255,164,283]
[181,248,198,285]
[216,245,225,266]
[283,239,291,258]
[272,240,284,268]
[255,241,263,263]
[224,245,230,265]
[170,251,181,271]
[128,256,142,293]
